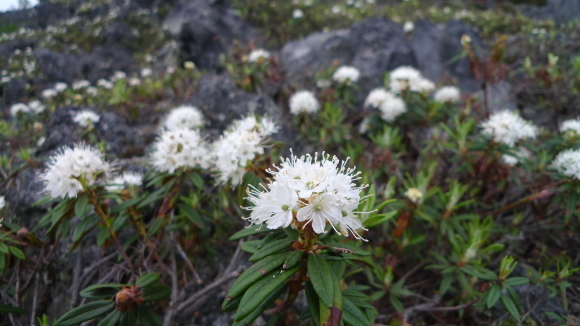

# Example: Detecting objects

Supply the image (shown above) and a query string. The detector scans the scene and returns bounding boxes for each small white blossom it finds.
[72,80,91,90]
[106,172,143,192]
[551,149,580,180]
[378,95,407,122]
[163,105,204,130]
[97,79,114,89]
[404,188,423,204]
[403,21,414,33]
[331,5,341,14]
[364,88,392,108]
[245,151,369,239]
[213,115,278,186]
[72,110,100,128]
[501,147,531,166]
[0,196,5,210]
[332,65,360,84]
[389,66,434,93]
[86,87,98,96]
[480,110,538,147]
[434,86,461,103]
[41,144,111,199]
[128,77,141,86]
[151,128,210,173]
[54,82,68,92]
[28,100,45,114]
[110,71,126,81]
[10,103,29,116]
[248,49,271,63]
[289,90,320,115]
[141,67,153,78]
[42,88,58,98]
[412,77,435,93]
[560,119,580,135]
[316,79,331,88]
[293,9,304,18]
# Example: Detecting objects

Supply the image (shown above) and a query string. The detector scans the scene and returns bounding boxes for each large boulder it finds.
[78,46,137,82]
[163,0,256,69]
[38,107,146,158]
[34,48,80,84]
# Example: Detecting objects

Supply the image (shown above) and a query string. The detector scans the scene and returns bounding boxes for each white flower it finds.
[551,149,580,180]
[332,65,360,84]
[389,66,434,93]
[110,71,126,81]
[480,110,538,147]
[358,117,371,134]
[72,110,100,128]
[151,128,210,173]
[0,196,5,210]
[501,148,531,166]
[28,100,45,114]
[316,79,331,88]
[245,151,369,239]
[128,77,141,86]
[364,88,392,108]
[41,88,58,98]
[293,9,304,19]
[411,77,435,93]
[54,82,68,92]
[106,172,143,192]
[163,105,204,130]
[378,96,407,122]
[560,119,580,135]
[41,144,111,199]
[403,21,414,33]
[248,49,270,63]
[10,103,29,116]
[86,87,98,96]
[404,188,423,204]
[434,86,461,103]
[72,80,91,90]
[331,5,341,14]
[97,79,114,89]
[141,67,153,78]
[213,115,278,185]
[289,90,320,115]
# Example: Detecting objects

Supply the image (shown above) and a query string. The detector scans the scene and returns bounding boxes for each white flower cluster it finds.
[213,115,277,185]
[364,88,407,122]
[10,101,46,117]
[433,86,461,103]
[163,105,204,130]
[501,148,530,166]
[332,65,360,84]
[246,152,368,239]
[389,66,434,93]
[151,128,210,173]
[0,196,5,210]
[41,144,111,199]
[248,49,270,63]
[72,110,100,128]
[551,149,580,180]
[106,172,143,192]
[289,90,320,115]
[72,80,91,90]
[560,119,580,135]
[480,110,538,147]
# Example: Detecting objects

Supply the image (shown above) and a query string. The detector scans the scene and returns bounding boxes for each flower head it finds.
[246,151,369,240]
[72,110,100,128]
[163,105,204,130]
[332,65,360,84]
[151,128,210,173]
[434,86,461,103]
[106,172,143,192]
[72,80,91,90]
[378,95,407,122]
[213,115,278,185]
[54,82,68,92]
[248,49,270,63]
[41,144,111,198]
[29,100,45,114]
[404,188,423,204]
[364,88,392,108]
[0,196,5,210]
[403,21,414,33]
[289,90,320,115]
[293,9,304,18]
[41,89,58,98]
[551,149,580,180]
[388,66,434,93]
[560,119,580,136]
[10,103,29,117]
[480,110,538,147]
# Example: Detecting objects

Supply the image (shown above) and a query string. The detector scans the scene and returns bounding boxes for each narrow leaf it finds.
[308,254,335,308]
[55,301,115,326]
[142,284,171,302]
[97,310,122,326]
[136,273,161,288]
[229,226,272,241]
[501,293,521,320]
[248,238,293,262]
[75,194,90,218]
[487,285,501,309]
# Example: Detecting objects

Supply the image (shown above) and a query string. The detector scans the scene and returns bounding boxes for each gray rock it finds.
[2,78,29,106]
[79,46,137,82]
[518,0,580,23]
[103,21,136,45]
[37,107,146,158]
[164,0,256,69]
[410,20,443,82]
[34,48,79,84]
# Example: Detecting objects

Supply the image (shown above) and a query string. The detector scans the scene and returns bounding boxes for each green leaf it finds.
[8,246,25,260]
[113,213,129,233]
[80,283,122,299]
[232,283,287,326]
[222,296,242,312]
[224,251,289,303]
[137,188,167,209]
[240,240,261,254]
[142,284,170,302]
[97,310,122,326]
[136,273,161,288]
[178,204,205,228]
[439,274,453,296]
[283,250,304,270]
[73,214,97,242]
[147,218,164,237]
[257,231,287,250]
[0,242,8,254]
[111,197,142,213]
[504,277,529,287]
[326,241,370,256]
[460,267,497,281]
[136,305,163,326]
[75,194,90,218]
[0,303,26,314]
[363,211,397,228]
[308,254,335,308]
[501,293,520,320]
[305,282,321,326]
[234,266,299,321]
[55,301,115,326]
[97,227,111,247]
[120,310,137,326]
[389,295,404,312]
[342,296,372,326]
[248,238,293,262]
[229,225,272,241]
[487,285,501,309]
